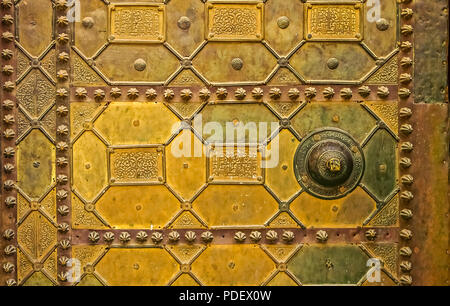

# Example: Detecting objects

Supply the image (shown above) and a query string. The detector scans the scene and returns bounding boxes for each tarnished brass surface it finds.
[0,0,448,287]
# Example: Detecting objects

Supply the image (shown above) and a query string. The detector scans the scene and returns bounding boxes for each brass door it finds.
[0,0,448,286]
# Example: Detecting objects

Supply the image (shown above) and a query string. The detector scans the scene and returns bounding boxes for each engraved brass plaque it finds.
[1,0,448,287]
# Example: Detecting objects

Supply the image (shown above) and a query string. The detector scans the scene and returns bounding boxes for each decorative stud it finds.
[56,157,69,167]
[400,41,412,52]
[400,157,412,168]
[400,275,412,286]
[399,88,411,99]
[57,125,69,136]
[400,229,413,240]
[399,107,412,118]
[401,25,413,36]
[401,8,414,19]
[282,231,294,243]
[59,239,71,249]
[56,106,69,117]
[75,87,87,99]
[56,88,68,98]
[58,223,70,233]
[401,142,414,152]
[56,16,69,26]
[400,246,412,257]
[3,81,14,91]
[2,262,14,273]
[180,89,193,101]
[201,231,213,243]
[3,129,15,139]
[316,230,328,242]
[305,87,317,99]
[88,231,100,243]
[231,58,244,71]
[266,230,278,242]
[4,146,15,157]
[400,209,413,220]
[5,196,16,208]
[277,16,290,29]
[127,88,139,100]
[377,86,390,98]
[1,32,14,42]
[177,16,191,30]
[401,175,414,186]
[2,99,14,110]
[3,180,14,191]
[2,64,13,75]
[134,58,147,71]
[327,58,339,70]
[269,88,282,100]
[400,57,413,68]
[168,231,180,242]
[199,88,211,101]
[1,0,13,9]
[216,87,228,99]
[365,229,377,241]
[151,232,163,244]
[103,232,115,242]
[1,14,13,25]
[4,245,16,255]
[3,163,14,173]
[251,87,264,99]
[136,231,148,242]
[400,261,412,272]
[234,231,246,242]
[323,87,335,99]
[5,279,16,286]
[110,87,121,98]
[3,229,14,240]
[56,142,69,152]
[119,232,131,243]
[399,73,412,84]
[145,88,157,100]
[56,70,69,81]
[185,231,196,243]
[3,114,14,124]
[340,88,352,99]
[163,89,174,101]
[57,52,69,63]
[58,256,69,266]
[94,89,105,101]
[234,88,247,100]
[400,124,413,135]
[58,272,69,282]
[1,49,13,60]
[57,33,70,44]
[249,231,262,242]
[54,0,68,10]
[57,205,69,216]
[288,88,300,100]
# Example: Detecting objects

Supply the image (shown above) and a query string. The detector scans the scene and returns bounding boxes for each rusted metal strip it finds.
[0,0,18,287]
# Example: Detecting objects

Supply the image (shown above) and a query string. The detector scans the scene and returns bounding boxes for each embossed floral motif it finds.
[88,231,100,243]
[3,262,14,273]
[103,232,115,242]
[400,275,412,286]
[400,261,412,272]
[57,16,69,26]
[56,157,69,167]
[266,230,278,242]
[401,8,413,19]
[119,232,131,243]
[56,142,69,152]
[127,88,139,99]
[146,88,157,100]
[340,88,352,99]
[4,146,15,157]
[185,231,196,243]
[94,89,106,101]
[2,64,13,75]
[136,231,148,242]
[1,0,13,9]
[58,256,69,266]
[5,196,16,208]
[55,0,68,10]
[399,246,412,257]
[401,175,414,186]
[201,231,213,243]
[399,73,412,84]
[56,88,68,98]
[6,279,16,286]
[3,180,14,191]
[2,99,14,110]
[234,231,246,242]
[2,32,14,42]
[316,230,328,242]
[3,129,14,139]
[399,107,412,118]
[180,89,193,101]
[234,88,247,100]
[3,114,14,124]
[2,14,13,25]
[400,41,412,51]
[400,124,413,135]
[57,33,70,44]
[168,231,180,242]
[400,209,413,220]
[282,231,295,243]
[57,125,69,136]
[58,272,69,282]
[358,86,371,97]
[400,57,413,67]
[216,87,228,99]
[56,106,69,117]
[210,7,258,38]
[3,163,14,173]
[400,157,412,168]
[400,229,413,240]
[58,52,69,63]
[3,81,14,91]
[398,88,411,99]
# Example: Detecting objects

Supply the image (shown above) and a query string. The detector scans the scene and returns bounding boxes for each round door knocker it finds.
[293,128,365,199]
